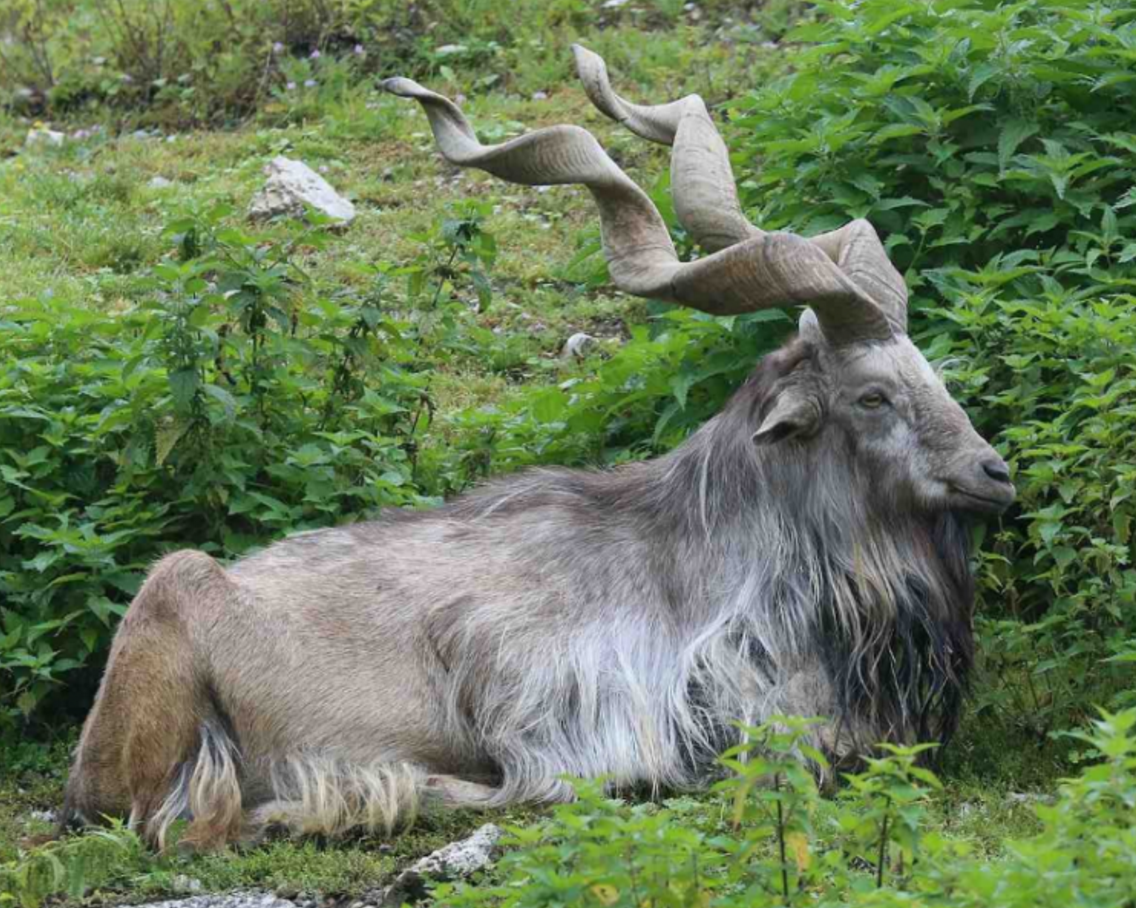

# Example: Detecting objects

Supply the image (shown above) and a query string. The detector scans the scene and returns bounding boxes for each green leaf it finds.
[874,196,930,211]
[155,421,188,466]
[848,172,885,199]
[168,368,200,409]
[530,388,569,423]
[870,123,924,144]
[203,384,238,420]
[998,119,1039,172]
[967,61,1000,99]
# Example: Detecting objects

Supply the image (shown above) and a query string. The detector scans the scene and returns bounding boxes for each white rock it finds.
[531,90,548,101]
[135,893,294,908]
[171,875,204,894]
[1007,791,1052,804]
[248,156,356,225]
[561,332,597,360]
[602,0,630,7]
[380,824,502,906]
[148,176,174,189]
[26,128,65,147]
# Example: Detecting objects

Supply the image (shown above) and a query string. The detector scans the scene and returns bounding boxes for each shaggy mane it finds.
[421,337,975,798]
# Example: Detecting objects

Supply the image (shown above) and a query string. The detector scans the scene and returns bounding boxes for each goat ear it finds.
[753,391,820,446]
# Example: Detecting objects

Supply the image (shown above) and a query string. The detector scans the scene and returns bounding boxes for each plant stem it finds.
[626,847,643,907]
[876,799,890,889]
[433,246,460,309]
[775,772,789,904]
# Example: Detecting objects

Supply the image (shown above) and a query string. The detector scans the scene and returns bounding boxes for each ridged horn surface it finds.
[573,44,761,255]
[382,76,893,343]
[573,45,908,334]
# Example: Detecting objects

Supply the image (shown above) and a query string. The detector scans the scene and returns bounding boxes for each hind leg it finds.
[64,551,241,849]
[424,774,500,808]
[238,770,499,848]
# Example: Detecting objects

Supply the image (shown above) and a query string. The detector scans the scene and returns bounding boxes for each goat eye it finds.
[858,392,887,410]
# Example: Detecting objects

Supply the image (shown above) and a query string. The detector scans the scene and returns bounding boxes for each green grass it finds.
[0,738,72,865]
[0,90,660,425]
[0,761,1049,906]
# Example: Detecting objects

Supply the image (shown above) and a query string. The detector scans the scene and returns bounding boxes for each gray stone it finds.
[1007,791,1053,805]
[136,893,294,908]
[248,156,356,225]
[561,332,597,360]
[148,176,175,189]
[171,875,204,894]
[26,128,65,147]
[380,824,503,906]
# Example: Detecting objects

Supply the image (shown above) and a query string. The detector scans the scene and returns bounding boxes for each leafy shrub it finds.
[0,207,436,724]
[0,822,148,908]
[734,0,1136,277]
[3,710,1134,907]
[0,0,394,120]
[934,284,1135,740]
[435,709,1136,907]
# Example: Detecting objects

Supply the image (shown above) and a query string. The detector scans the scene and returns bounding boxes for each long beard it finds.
[815,511,975,757]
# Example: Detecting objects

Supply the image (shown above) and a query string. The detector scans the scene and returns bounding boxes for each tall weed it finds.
[0,208,432,723]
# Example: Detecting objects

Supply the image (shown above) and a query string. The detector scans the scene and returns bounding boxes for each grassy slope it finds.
[0,16,1081,904]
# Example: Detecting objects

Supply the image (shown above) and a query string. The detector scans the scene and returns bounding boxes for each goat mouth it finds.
[948,484,1015,513]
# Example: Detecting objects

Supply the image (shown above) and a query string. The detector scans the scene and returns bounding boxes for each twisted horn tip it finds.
[380,77,425,97]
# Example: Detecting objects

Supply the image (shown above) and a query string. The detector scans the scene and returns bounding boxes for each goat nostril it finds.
[982,459,1011,483]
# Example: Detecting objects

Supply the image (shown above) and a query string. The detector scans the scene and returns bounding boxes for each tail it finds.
[149,719,243,851]
[252,756,423,841]
[151,723,423,849]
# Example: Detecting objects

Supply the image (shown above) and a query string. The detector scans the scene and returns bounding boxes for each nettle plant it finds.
[403,199,498,318]
[434,715,940,908]
[436,710,1136,908]
[7,709,1136,908]
[732,0,1136,277]
[930,282,1136,739]
[0,207,435,724]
